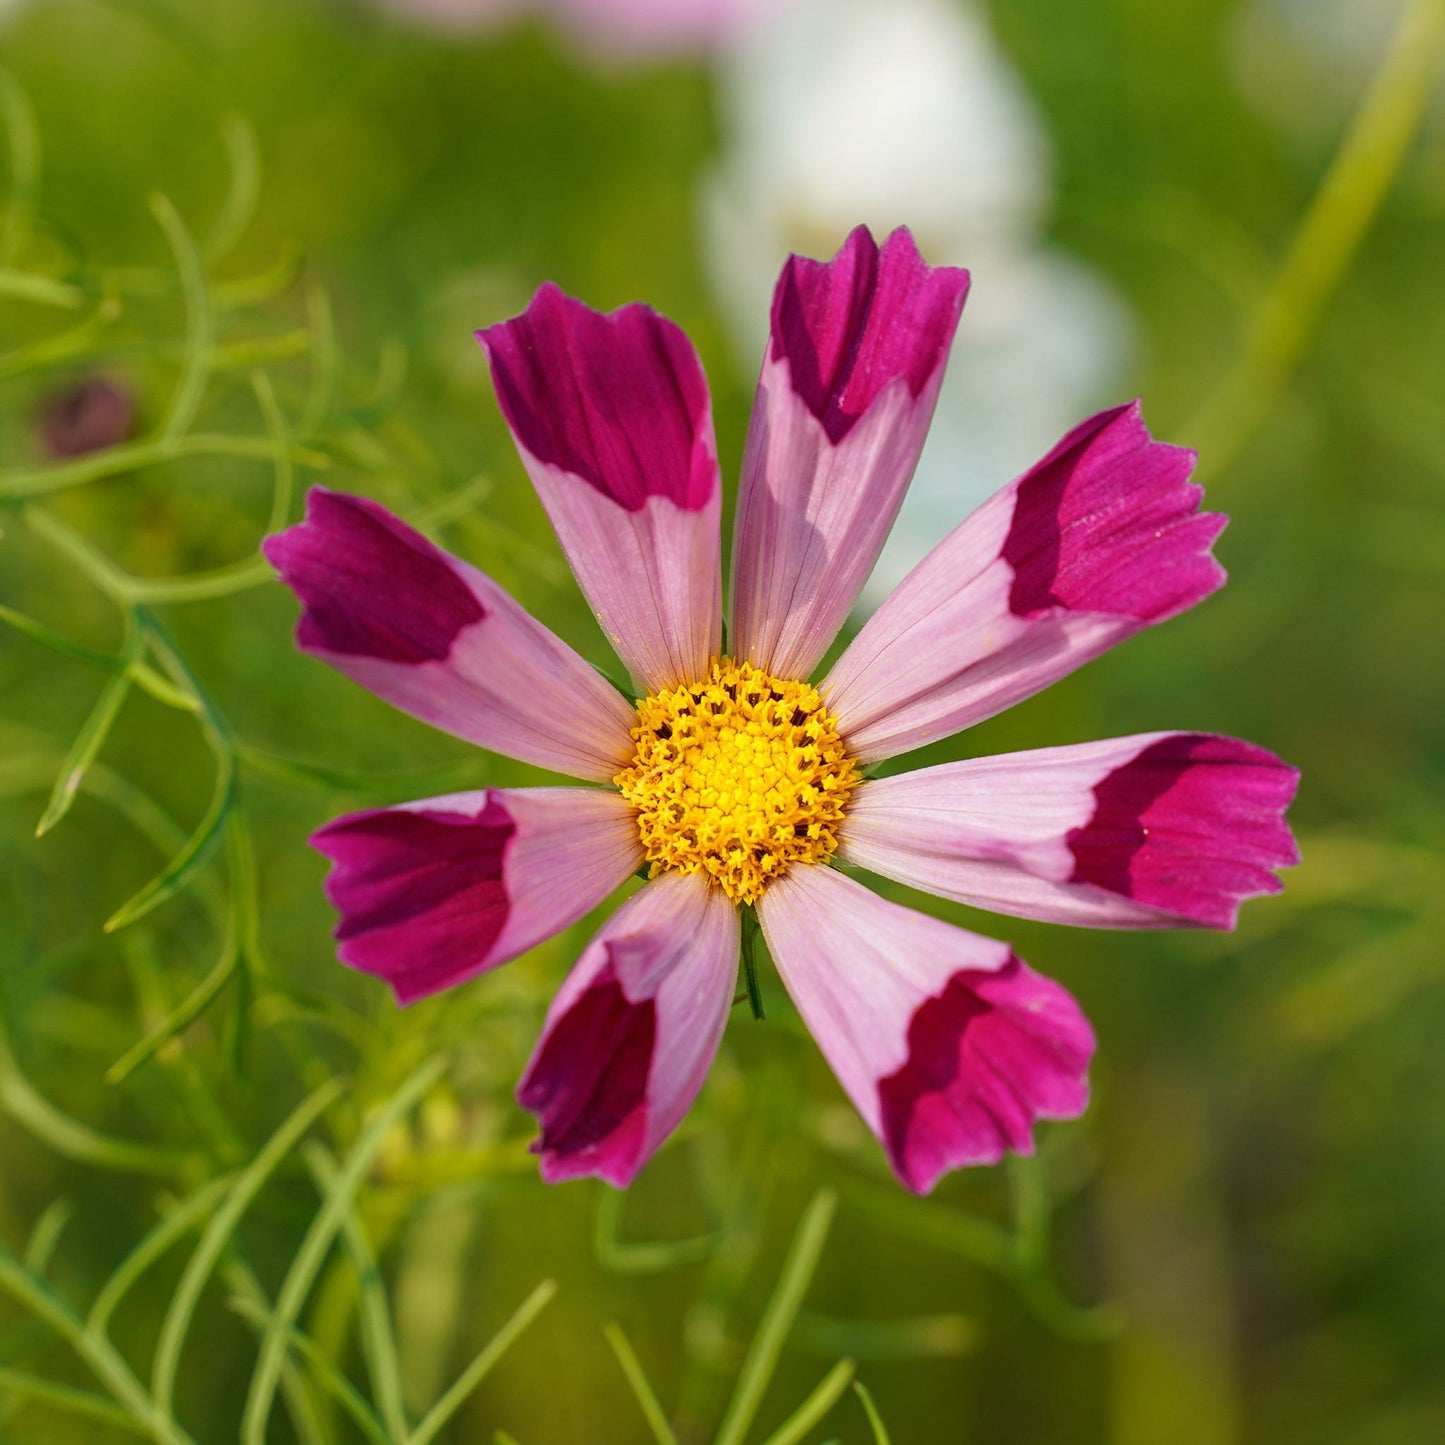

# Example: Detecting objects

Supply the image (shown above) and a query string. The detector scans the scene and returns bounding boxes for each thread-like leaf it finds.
[150,1077,344,1413]
[305,1145,408,1442]
[87,1175,234,1337]
[852,1381,892,1445]
[0,1022,190,1177]
[0,1365,147,1434]
[602,1322,679,1445]
[149,194,213,442]
[103,749,234,932]
[228,1296,390,1445]
[1,433,329,499]
[0,1248,196,1445]
[241,1058,446,1445]
[757,1358,855,1445]
[36,619,142,836]
[0,64,41,265]
[594,1187,716,1275]
[22,1199,74,1275]
[407,1278,557,1445]
[205,114,262,264]
[714,1189,837,1445]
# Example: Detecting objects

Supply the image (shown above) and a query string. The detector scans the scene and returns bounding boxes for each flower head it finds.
[264,225,1299,1194]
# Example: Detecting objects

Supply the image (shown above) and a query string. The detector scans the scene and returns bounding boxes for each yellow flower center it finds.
[614,658,861,905]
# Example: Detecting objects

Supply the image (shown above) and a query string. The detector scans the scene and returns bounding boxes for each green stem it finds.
[1187,0,1445,476]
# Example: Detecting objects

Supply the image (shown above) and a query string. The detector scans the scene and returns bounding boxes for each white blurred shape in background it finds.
[702,0,1132,604]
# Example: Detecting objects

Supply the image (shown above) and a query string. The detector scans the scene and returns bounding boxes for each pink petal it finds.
[477,285,722,691]
[264,489,636,780]
[824,402,1226,762]
[313,787,641,1004]
[518,872,739,1187]
[842,733,1300,929]
[757,866,1093,1194]
[730,226,969,678]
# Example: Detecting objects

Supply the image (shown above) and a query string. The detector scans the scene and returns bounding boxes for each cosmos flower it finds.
[264,226,1299,1194]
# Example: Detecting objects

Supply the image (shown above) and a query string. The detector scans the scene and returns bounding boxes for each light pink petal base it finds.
[265,490,636,780]
[518,871,739,1186]
[313,787,641,1004]
[842,733,1300,929]
[825,402,1225,762]
[758,866,1093,1193]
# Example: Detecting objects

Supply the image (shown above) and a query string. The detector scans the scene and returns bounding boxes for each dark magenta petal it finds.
[313,801,513,1004]
[878,958,1094,1195]
[517,963,656,1186]
[263,489,484,664]
[1069,734,1301,929]
[477,282,716,513]
[770,225,969,444]
[1004,401,1226,623]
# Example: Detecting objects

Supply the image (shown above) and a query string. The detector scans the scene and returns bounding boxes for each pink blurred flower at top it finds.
[376,0,777,54]
[265,227,1299,1194]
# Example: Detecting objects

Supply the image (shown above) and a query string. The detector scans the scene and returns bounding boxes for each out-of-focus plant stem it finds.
[1187,0,1445,477]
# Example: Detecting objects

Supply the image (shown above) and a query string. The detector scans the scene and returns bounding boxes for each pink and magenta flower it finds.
[264,226,1299,1194]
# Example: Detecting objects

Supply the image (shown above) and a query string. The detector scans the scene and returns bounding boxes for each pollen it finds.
[614,658,861,905]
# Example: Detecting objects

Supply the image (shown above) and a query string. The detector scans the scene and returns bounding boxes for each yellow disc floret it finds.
[614,658,861,905]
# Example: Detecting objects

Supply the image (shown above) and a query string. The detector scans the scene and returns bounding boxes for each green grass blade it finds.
[149,194,213,442]
[304,1145,408,1442]
[223,1261,329,1445]
[594,1187,716,1274]
[131,660,202,711]
[255,367,296,531]
[0,1020,190,1177]
[602,1322,680,1445]
[103,749,234,931]
[228,1296,391,1445]
[852,1381,892,1445]
[714,1188,837,1445]
[0,1365,147,1434]
[0,602,117,667]
[237,743,483,799]
[406,1278,557,1445]
[150,1077,344,1413]
[86,1176,234,1337]
[105,938,239,1083]
[0,291,123,383]
[757,1358,855,1445]
[0,1248,196,1445]
[1,434,330,500]
[0,64,40,265]
[123,556,273,604]
[35,619,142,836]
[241,1058,446,1445]
[793,1309,977,1361]
[843,1179,1012,1272]
[205,114,262,264]
[300,285,337,437]
[0,268,81,306]
[23,1199,74,1275]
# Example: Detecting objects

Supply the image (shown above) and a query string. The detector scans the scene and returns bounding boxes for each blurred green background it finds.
[2,0,1443,1441]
